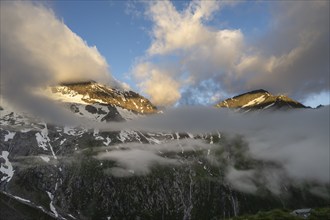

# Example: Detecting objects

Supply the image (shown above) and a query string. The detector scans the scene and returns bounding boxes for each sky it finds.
[1,0,329,107]
[51,1,270,86]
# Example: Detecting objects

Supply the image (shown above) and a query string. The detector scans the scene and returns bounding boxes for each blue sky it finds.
[52,1,270,87]
[52,1,151,90]
[50,1,329,107]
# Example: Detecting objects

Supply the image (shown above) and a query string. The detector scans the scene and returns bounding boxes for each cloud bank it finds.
[0,1,119,122]
[96,106,329,196]
[131,0,329,106]
[0,1,114,86]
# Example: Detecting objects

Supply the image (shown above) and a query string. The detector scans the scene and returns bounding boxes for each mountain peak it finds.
[216,89,306,110]
[59,80,96,87]
[48,81,157,114]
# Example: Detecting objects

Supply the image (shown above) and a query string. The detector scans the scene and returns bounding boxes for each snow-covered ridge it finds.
[27,81,158,122]
[42,86,92,105]
[216,89,306,110]
[47,81,157,114]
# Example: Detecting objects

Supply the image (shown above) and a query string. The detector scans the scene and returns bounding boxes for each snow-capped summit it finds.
[48,81,157,114]
[216,89,306,111]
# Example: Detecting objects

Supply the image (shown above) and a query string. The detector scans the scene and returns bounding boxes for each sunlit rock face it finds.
[216,89,307,111]
[50,81,157,114]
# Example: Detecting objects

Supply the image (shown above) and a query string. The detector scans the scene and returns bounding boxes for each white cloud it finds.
[147,1,222,55]
[96,149,178,176]
[131,0,243,106]
[226,167,258,194]
[95,139,210,177]
[0,1,116,87]
[133,62,181,106]
[146,0,243,70]
[132,0,329,106]
[0,1,123,122]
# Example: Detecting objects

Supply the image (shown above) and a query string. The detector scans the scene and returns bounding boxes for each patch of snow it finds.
[44,87,88,104]
[35,124,57,159]
[147,136,162,144]
[37,205,47,213]
[117,130,142,143]
[139,132,162,144]
[44,86,110,107]
[21,128,32,133]
[121,95,126,102]
[64,126,85,136]
[40,156,50,163]
[187,133,194,138]
[60,138,66,145]
[0,151,14,182]
[4,131,16,141]
[74,103,109,122]
[35,133,48,150]
[95,103,109,113]
[93,129,104,140]
[13,196,31,203]
[65,126,78,135]
[118,130,131,142]
[103,137,111,146]
[0,119,9,126]
[0,111,31,127]
[68,214,76,219]
[46,191,59,218]
[242,95,266,108]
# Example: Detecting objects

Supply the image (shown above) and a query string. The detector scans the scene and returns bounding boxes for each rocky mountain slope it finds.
[48,81,157,114]
[216,89,306,111]
[1,86,328,220]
